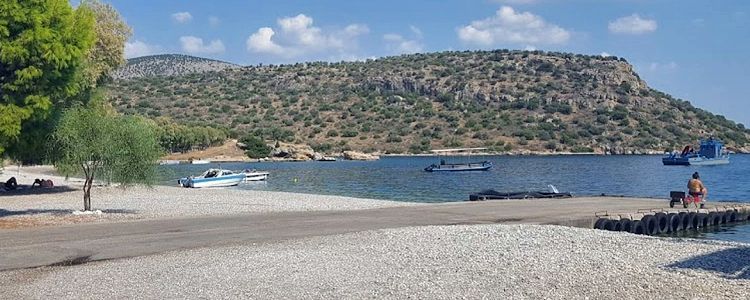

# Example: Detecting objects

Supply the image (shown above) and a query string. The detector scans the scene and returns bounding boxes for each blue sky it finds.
[107,0,750,126]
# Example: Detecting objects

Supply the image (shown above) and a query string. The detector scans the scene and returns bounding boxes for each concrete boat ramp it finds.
[1,196,748,271]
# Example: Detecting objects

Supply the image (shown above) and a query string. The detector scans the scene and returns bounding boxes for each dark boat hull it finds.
[424,161,492,172]
[469,189,572,201]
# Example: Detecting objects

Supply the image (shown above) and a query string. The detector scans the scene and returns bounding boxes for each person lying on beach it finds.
[32,178,54,188]
[4,177,18,191]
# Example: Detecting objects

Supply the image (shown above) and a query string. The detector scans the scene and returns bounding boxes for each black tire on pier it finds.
[707,212,721,226]
[641,215,658,235]
[620,219,633,232]
[594,218,608,229]
[654,213,668,233]
[608,220,622,231]
[630,220,645,235]
[726,210,738,223]
[667,213,682,232]
[685,213,698,229]
[696,213,708,228]
[720,212,729,224]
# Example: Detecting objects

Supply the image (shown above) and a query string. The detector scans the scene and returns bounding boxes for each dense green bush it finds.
[241,135,271,158]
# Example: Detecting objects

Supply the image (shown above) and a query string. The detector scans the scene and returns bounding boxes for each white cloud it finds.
[383,34,423,54]
[125,40,160,58]
[209,16,220,27]
[524,45,536,51]
[608,14,657,35]
[600,52,611,57]
[409,25,423,39]
[247,27,285,55]
[648,61,678,71]
[179,36,225,55]
[246,14,369,59]
[457,6,570,46]
[172,12,193,24]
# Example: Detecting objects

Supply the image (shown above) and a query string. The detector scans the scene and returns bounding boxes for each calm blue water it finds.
[159,154,750,243]
[160,154,750,203]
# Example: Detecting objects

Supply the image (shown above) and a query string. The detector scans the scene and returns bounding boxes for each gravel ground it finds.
[1,167,417,227]
[3,224,749,299]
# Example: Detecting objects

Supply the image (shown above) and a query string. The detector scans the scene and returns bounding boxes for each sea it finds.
[159,154,750,243]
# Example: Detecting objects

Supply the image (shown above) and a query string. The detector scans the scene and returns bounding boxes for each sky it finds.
[106,0,750,126]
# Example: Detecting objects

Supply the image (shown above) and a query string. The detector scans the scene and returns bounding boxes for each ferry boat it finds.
[662,138,730,166]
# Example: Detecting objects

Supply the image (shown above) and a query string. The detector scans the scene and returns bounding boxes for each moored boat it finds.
[178,169,245,188]
[424,148,493,172]
[662,138,730,166]
[242,169,269,181]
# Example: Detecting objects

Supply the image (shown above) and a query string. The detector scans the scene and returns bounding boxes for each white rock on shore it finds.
[3,224,748,299]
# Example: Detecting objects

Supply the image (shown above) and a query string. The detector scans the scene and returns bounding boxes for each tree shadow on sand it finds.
[666,247,750,280]
[0,208,138,218]
[0,185,78,196]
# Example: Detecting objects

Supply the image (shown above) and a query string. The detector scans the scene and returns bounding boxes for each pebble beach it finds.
[3,224,749,299]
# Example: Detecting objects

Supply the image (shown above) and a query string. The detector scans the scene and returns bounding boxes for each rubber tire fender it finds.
[629,220,645,235]
[726,210,738,223]
[654,213,669,233]
[686,212,698,229]
[594,218,609,229]
[667,213,682,232]
[620,219,633,232]
[640,215,658,235]
[608,220,622,231]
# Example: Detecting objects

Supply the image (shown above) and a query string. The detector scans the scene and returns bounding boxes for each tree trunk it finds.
[83,177,92,211]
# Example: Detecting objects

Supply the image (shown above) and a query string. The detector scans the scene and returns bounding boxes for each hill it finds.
[107,50,750,154]
[111,54,238,79]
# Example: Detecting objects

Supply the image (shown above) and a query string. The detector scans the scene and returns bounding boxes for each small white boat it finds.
[242,169,269,181]
[191,159,210,165]
[178,169,245,188]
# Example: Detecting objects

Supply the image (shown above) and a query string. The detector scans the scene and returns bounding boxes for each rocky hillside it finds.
[107,50,750,154]
[112,54,238,79]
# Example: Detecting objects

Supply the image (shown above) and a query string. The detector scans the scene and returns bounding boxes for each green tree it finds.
[79,0,132,88]
[54,104,162,211]
[0,0,96,154]
[241,135,271,159]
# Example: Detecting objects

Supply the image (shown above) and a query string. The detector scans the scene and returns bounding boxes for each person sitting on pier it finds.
[687,172,707,208]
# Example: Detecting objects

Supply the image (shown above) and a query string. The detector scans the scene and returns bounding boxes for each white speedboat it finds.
[242,169,269,181]
[191,159,210,164]
[178,169,245,188]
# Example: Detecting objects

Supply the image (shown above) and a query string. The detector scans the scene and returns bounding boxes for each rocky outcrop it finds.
[342,151,379,161]
[271,143,316,161]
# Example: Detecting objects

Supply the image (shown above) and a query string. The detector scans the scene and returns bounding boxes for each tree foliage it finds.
[79,0,132,88]
[54,104,162,211]
[241,135,271,159]
[152,117,227,153]
[0,0,96,154]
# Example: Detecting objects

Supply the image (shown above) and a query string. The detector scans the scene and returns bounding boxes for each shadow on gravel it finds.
[0,208,138,218]
[667,247,750,280]
[0,186,78,196]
